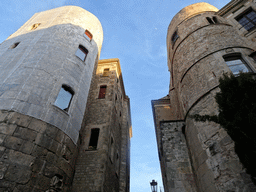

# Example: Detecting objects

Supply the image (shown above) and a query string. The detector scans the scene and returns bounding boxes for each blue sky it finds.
[0,0,230,191]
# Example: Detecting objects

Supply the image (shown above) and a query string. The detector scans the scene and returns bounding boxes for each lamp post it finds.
[150,180,158,192]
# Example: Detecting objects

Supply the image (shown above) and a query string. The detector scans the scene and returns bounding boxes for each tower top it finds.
[9,5,104,55]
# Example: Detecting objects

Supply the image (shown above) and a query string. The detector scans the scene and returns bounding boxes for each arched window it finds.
[75,44,88,61]
[54,84,74,112]
[213,16,218,24]
[171,31,179,46]
[206,17,214,24]
[84,29,93,41]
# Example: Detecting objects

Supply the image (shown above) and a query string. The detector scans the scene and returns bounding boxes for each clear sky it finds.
[0,0,231,191]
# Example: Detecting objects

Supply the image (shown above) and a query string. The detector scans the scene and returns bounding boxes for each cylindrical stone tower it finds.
[167,2,256,191]
[0,6,103,191]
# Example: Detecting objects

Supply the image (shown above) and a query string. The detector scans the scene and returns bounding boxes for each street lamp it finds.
[150,180,158,192]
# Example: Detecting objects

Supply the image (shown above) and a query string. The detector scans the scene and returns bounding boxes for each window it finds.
[54,85,74,112]
[98,85,107,99]
[171,31,179,46]
[88,128,100,150]
[29,23,41,30]
[249,51,256,62]
[223,54,252,75]
[75,45,88,61]
[9,42,20,49]
[236,8,256,31]
[103,68,110,76]
[213,16,218,24]
[206,17,214,24]
[84,29,93,41]
[110,137,114,162]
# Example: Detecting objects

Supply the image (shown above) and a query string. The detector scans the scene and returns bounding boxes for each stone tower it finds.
[0,6,104,191]
[72,58,132,192]
[152,2,256,192]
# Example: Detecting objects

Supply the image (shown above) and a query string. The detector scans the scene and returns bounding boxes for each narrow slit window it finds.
[223,55,252,76]
[88,128,100,150]
[249,52,256,62]
[110,137,114,162]
[75,45,88,61]
[54,85,74,112]
[213,16,218,24]
[84,29,93,41]
[98,85,107,99]
[171,31,179,46]
[10,42,20,49]
[206,17,214,24]
[30,23,41,30]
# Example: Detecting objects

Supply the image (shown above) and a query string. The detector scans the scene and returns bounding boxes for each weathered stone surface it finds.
[72,59,131,192]
[0,110,78,191]
[152,1,256,192]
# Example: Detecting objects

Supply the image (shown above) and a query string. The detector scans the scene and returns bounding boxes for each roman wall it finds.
[0,6,103,144]
[0,6,103,191]
[167,2,256,191]
[72,59,131,192]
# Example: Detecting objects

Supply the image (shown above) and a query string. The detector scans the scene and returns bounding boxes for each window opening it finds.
[98,85,107,99]
[88,128,100,150]
[75,45,88,61]
[84,29,93,41]
[110,137,114,162]
[206,17,214,24]
[171,31,179,46]
[30,23,41,30]
[103,68,110,76]
[249,51,256,62]
[54,85,74,112]
[213,16,218,23]
[9,42,20,49]
[223,54,252,76]
[236,8,256,31]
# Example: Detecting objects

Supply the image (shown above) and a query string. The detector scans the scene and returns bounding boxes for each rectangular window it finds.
[88,128,100,150]
[54,85,74,112]
[84,29,93,41]
[98,85,107,99]
[75,45,88,61]
[224,55,251,75]
[236,8,256,31]
[103,68,110,76]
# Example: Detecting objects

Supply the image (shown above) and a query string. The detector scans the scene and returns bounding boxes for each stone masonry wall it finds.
[186,89,256,191]
[0,110,78,192]
[160,121,197,192]
[72,59,130,192]
[167,3,256,192]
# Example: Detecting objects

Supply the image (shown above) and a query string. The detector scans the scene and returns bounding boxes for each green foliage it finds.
[191,72,256,177]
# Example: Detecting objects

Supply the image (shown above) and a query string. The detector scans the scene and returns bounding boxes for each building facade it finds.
[152,1,256,192]
[0,6,131,192]
[72,58,132,192]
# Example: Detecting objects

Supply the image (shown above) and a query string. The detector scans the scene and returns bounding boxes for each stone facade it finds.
[0,6,131,192]
[72,58,132,192]
[152,1,256,192]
